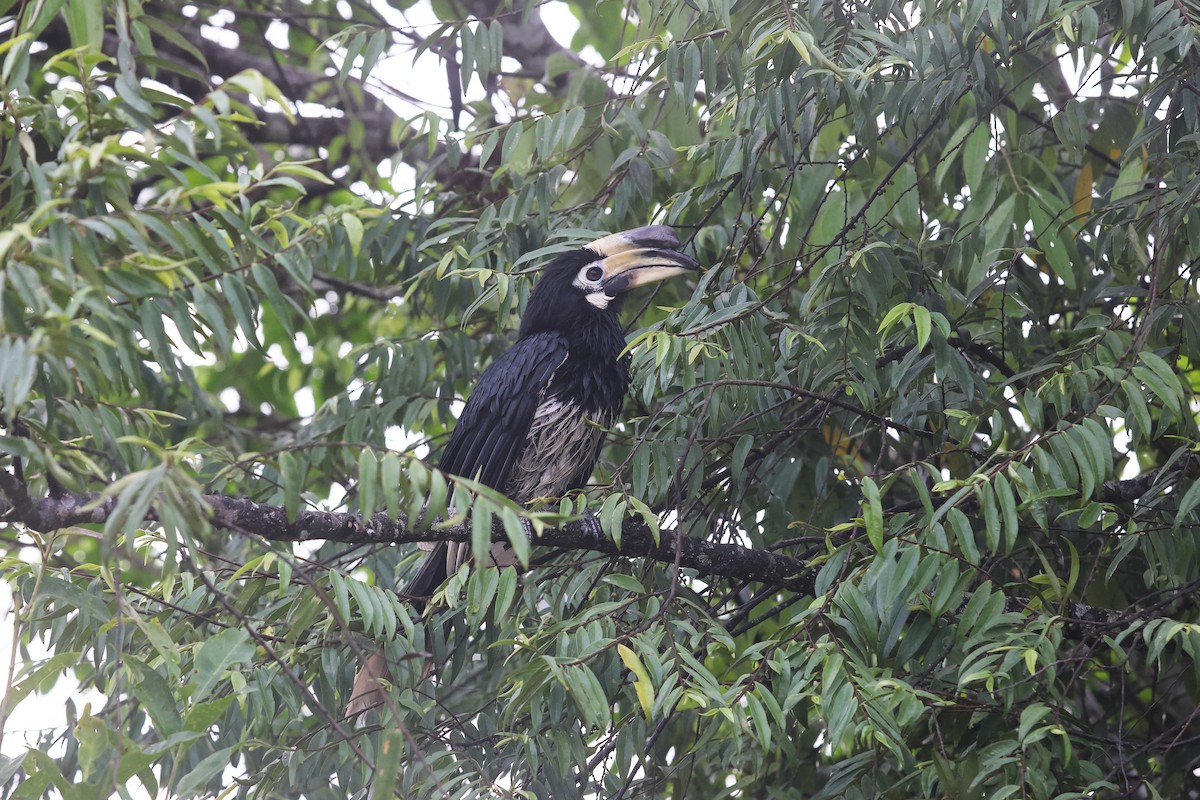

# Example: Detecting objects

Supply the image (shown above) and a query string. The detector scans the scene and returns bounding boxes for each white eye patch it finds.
[574,263,606,288]
[575,262,611,308]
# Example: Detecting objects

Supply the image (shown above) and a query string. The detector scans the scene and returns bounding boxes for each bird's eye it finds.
[584,266,605,283]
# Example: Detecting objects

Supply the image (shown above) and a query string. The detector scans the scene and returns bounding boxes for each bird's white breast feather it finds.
[506,397,606,502]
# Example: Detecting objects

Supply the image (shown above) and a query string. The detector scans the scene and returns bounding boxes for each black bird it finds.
[347,226,696,715]
[411,224,699,599]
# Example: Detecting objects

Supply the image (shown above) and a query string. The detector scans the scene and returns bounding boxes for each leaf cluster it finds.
[4,0,1200,797]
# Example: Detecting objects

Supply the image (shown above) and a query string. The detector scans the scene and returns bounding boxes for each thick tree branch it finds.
[0,483,815,593]
[0,470,1185,636]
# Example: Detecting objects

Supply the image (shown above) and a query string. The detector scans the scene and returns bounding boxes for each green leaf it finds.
[66,0,103,53]
[599,494,625,549]
[1111,152,1145,201]
[0,336,37,419]
[373,731,405,799]
[0,755,25,789]
[1176,480,1200,528]
[963,123,989,191]
[862,477,884,551]
[1067,428,1097,500]
[602,574,644,593]
[1133,366,1181,425]
[743,688,771,750]
[182,696,234,734]
[358,449,378,516]
[458,23,475,92]
[947,507,980,565]
[103,464,165,541]
[189,629,254,703]
[20,0,66,39]
[175,747,233,797]
[731,434,753,485]
[1122,379,1151,445]
[74,715,112,781]
[502,509,529,567]
[360,30,388,81]
[220,274,259,346]
[877,302,914,338]
[913,305,932,351]
[279,450,302,522]
[993,472,1018,554]
[562,664,610,730]
[1139,352,1185,415]
[979,482,1000,553]
[471,498,492,570]
[345,575,377,635]
[342,212,364,257]
[494,567,518,621]
[128,659,183,736]
[329,570,352,626]
[380,452,402,521]
[467,561,499,621]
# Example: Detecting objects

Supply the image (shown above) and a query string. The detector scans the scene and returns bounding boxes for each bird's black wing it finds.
[406,333,568,608]
[437,332,569,488]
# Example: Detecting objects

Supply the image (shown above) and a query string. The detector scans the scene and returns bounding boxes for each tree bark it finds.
[0,477,815,592]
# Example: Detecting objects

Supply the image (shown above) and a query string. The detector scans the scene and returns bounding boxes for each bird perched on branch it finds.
[347,225,697,716]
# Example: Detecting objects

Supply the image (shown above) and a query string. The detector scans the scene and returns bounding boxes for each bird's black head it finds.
[518,226,699,342]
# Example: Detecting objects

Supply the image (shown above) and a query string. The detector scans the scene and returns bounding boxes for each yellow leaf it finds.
[1072,160,1093,218]
[823,423,862,462]
[617,644,656,720]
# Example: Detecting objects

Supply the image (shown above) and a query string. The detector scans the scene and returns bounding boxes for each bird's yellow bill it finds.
[597,249,697,287]
[586,225,699,288]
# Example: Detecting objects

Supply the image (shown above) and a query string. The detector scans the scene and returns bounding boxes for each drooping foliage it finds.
[2,0,1200,797]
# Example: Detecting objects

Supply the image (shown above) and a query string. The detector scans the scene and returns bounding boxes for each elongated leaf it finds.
[189,629,254,703]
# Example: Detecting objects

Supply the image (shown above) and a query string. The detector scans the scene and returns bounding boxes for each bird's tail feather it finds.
[405,543,448,612]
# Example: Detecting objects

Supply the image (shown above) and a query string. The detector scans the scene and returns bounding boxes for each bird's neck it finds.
[518,305,627,362]
[528,311,630,414]
[564,310,626,362]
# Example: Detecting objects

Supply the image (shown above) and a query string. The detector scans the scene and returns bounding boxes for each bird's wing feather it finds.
[406,335,567,608]
[437,332,569,490]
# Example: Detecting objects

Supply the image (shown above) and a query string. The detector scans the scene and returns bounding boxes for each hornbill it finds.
[347,225,697,715]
